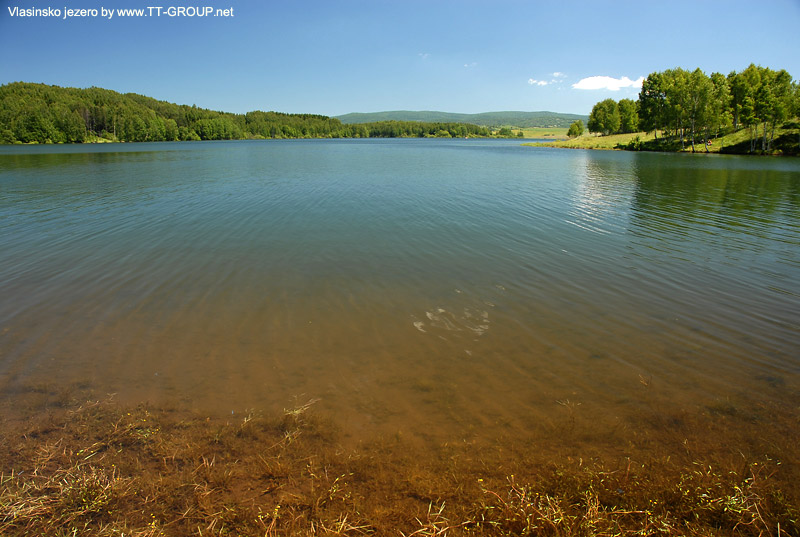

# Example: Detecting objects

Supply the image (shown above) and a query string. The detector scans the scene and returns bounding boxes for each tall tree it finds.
[617,99,638,133]
[706,72,731,147]
[685,68,713,152]
[638,72,666,139]
[762,69,793,151]
[733,64,762,152]
[794,82,800,150]
[588,99,620,135]
[728,70,747,130]
[663,68,690,147]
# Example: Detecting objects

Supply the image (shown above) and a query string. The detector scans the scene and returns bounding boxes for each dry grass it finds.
[523,132,657,150]
[523,122,800,155]
[1,395,798,537]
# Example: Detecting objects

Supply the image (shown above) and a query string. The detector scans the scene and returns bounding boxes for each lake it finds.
[1,139,799,451]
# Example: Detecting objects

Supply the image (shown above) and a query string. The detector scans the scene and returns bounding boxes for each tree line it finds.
[587,65,799,153]
[0,82,496,144]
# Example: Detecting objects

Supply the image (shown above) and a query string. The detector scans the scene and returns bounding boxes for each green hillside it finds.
[336,110,589,128]
[0,82,501,143]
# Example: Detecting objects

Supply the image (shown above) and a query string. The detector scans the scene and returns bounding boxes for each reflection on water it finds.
[1,140,799,447]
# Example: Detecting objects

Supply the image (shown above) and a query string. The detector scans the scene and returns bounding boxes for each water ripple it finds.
[1,141,799,433]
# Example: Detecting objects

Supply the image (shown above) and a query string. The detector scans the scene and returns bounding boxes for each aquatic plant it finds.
[1,395,798,536]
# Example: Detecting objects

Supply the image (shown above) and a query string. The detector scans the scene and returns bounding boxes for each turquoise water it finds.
[1,139,799,442]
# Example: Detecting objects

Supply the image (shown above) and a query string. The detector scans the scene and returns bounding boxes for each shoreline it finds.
[0,134,524,147]
[523,125,800,156]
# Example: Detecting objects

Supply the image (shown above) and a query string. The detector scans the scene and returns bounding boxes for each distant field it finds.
[524,131,655,149]
[515,127,569,139]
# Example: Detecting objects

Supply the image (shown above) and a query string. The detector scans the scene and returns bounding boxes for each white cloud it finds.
[572,75,644,91]
[418,52,430,60]
[464,62,478,68]
[530,72,566,87]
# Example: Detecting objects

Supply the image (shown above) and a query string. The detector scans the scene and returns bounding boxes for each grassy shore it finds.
[524,132,655,150]
[524,122,800,155]
[514,127,569,140]
[2,390,799,536]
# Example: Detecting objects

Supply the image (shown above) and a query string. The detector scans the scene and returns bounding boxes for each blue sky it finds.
[1,0,799,116]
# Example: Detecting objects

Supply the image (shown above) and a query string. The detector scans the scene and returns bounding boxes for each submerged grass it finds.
[1,395,799,536]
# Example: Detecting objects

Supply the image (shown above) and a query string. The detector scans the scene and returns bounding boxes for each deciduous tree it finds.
[638,72,666,138]
[618,99,638,133]
[567,120,584,138]
[588,99,620,135]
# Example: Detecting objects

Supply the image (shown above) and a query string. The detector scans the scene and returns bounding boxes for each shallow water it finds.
[1,139,799,445]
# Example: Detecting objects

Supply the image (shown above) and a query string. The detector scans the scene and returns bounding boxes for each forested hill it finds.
[336,110,589,128]
[0,82,496,144]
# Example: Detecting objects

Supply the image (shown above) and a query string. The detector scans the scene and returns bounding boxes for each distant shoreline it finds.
[0,134,526,147]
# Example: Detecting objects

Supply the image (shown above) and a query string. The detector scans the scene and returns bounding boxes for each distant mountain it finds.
[336,110,588,128]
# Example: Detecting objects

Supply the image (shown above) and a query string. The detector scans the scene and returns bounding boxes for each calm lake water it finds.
[1,139,799,446]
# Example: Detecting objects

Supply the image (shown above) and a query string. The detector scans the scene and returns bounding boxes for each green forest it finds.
[0,82,495,144]
[586,64,799,154]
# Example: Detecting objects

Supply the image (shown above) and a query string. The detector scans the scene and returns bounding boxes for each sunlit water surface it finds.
[1,139,799,446]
